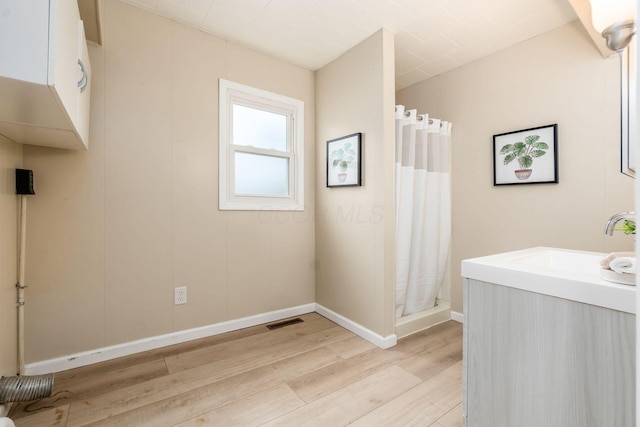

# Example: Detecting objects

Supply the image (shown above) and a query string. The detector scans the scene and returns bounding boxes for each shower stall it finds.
[394,105,452,337]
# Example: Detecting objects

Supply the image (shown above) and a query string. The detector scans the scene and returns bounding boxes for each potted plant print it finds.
[330,142,357,183]
[499,135,549,180]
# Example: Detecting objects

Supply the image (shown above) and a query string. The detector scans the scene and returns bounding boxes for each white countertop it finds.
[461,247,636,314]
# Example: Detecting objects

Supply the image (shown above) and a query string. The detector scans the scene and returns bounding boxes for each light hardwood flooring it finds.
[9,313,463,426]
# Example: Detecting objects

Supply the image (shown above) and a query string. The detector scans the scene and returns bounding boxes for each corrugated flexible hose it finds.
[0,374,53,404]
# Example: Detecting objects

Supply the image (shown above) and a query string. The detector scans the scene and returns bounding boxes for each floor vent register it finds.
[266,318,304,330]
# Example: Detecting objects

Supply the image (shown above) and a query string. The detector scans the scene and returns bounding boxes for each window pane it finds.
[233,104,287,152]
[235,152,289,196]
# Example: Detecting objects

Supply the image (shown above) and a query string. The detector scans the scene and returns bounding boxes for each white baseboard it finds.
[450,311,464,323]
[25,303,316,375]
[315,304,397,349]
[25,302,399,374]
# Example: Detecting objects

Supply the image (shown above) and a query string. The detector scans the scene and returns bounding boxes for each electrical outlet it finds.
[174,286,187,305]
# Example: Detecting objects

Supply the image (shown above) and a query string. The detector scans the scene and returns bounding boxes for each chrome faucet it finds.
[604,211,635,235]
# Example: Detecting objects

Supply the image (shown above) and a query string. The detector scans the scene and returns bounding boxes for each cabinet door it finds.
[76,21,91,146]
[50,0,82,126]
[465,279,635,427]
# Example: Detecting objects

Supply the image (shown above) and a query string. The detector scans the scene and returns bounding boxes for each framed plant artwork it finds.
[493,124,558,186]
[327,133,362,187]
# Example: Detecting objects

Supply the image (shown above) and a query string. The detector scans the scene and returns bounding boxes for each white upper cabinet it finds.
[0,0,92,150]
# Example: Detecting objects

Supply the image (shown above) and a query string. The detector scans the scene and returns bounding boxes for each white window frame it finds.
[219,79,304,211]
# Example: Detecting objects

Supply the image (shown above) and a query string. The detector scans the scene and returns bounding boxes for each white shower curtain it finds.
[395,105,452,318]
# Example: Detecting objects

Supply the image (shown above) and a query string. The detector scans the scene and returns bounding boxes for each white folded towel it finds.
[609,257,636,274]
[601,252,635,269]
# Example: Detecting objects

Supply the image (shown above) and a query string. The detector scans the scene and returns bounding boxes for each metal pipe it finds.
[17,196,26,375]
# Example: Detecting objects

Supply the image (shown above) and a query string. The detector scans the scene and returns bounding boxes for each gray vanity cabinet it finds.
[462,278,635,427]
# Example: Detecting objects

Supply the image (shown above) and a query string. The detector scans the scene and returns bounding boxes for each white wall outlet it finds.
[174,286,187,305]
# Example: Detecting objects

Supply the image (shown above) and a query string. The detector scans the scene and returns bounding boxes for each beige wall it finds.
[396,21,634,314]
[315,29,396,338]
[10,4,631,367]
[22,1,315,363]
[0,137,22,376]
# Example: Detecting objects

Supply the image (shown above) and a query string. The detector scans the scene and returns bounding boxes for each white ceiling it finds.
[119,0,578,90]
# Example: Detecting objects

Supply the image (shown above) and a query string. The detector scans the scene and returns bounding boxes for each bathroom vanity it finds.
[461,247,635,427]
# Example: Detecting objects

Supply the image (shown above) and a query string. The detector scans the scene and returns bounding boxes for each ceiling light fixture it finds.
[589,0,636,52]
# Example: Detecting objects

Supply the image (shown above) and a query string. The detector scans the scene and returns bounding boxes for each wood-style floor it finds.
[9,313,463,426]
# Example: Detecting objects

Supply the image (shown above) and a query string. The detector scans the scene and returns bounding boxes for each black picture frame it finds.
[327,133,362,187]
[493,124,558,186]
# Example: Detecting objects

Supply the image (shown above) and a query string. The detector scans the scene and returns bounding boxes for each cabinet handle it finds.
[77,59,88,93]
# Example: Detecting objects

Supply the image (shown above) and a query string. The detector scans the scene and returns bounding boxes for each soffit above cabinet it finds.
[78,0,102,46]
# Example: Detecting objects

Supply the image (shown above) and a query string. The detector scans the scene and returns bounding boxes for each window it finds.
[219,79,304,210]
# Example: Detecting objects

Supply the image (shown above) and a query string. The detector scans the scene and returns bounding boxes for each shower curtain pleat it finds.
[395,106,451,318]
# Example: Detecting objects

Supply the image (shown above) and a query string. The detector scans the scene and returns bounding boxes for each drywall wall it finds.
[0,136,22,376]
[396,20,634,314]
[315,29,396,338]
[21,0,315,363]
